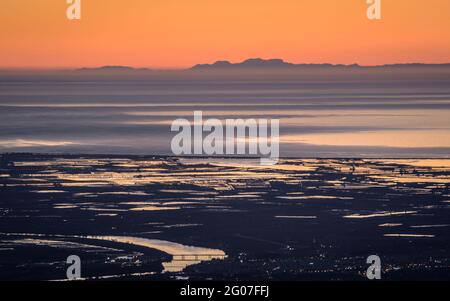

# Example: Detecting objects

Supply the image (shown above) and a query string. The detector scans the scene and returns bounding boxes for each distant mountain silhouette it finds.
[191,58,361,70]
[191,58,450,70]
[69,60,450,73]
[76,66,151,72]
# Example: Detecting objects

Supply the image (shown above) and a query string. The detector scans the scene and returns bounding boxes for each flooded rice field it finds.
[0,154,449,280]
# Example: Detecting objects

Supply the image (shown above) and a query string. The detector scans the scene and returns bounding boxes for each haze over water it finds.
[1,68,449,158]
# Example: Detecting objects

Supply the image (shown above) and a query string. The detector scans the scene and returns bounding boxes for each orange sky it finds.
[1,0,450,69]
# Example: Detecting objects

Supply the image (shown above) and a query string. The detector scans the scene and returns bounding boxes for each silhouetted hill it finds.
[191,58,360,70]
[69,60,450,73]
[76,66,151,72]
[190,58,450,70]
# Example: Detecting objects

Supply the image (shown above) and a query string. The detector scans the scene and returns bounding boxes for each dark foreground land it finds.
[0,153,449,280]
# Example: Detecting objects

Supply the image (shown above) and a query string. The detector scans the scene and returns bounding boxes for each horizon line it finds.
[1,57,450,71]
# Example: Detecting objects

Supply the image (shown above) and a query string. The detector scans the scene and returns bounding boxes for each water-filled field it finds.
[1,154,449,280]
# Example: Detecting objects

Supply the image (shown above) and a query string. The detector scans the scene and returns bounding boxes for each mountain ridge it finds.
[191,58,450,70]
[64,59,450,73]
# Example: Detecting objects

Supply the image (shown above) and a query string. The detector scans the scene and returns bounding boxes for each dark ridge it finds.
[190,58,450,70]
[75,66,152,72]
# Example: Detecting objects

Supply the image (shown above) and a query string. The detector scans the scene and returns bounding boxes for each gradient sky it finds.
[1,0,450,69]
